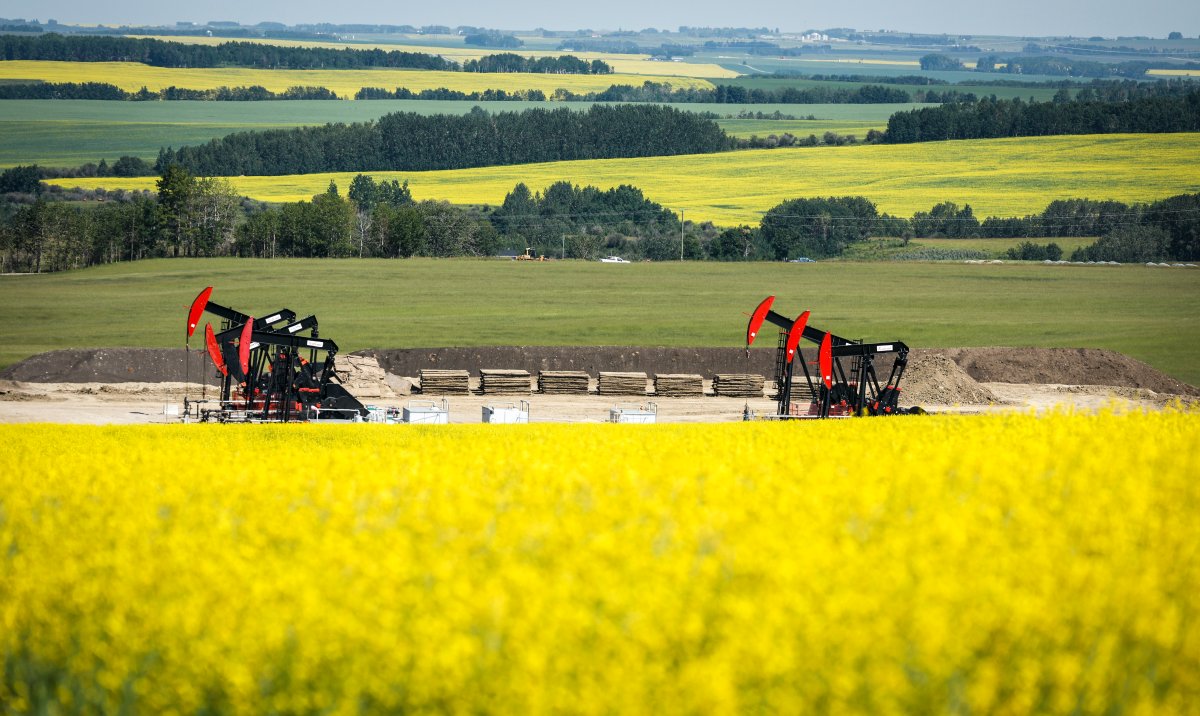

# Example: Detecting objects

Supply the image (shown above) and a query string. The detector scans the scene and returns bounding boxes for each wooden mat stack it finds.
[538,370,591,394]
[782,379,817,403]
[598,371,649,395]
[479,369,532,394]
[653,373,704,397]
[418,369,471,395]
[713,373,766,397]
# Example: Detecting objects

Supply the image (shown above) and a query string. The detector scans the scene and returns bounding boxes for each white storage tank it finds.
[483,401,530,424]
[609,403,657,424]
[403,399,449,424]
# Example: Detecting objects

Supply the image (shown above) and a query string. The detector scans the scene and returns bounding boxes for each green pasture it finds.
[0,100,918,168]
[1,258,1197,384]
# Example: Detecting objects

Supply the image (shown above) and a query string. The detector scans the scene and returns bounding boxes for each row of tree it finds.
[545,81,914,104]
[884,92,1200,142]
[0,33,454,70]
[154,105,732,176]
[461,53,611,74]
[0,34,609,75]
[921,51,1200,78]
[355,87,548,101]
[0,82,338,101]
[6,161,1196,271]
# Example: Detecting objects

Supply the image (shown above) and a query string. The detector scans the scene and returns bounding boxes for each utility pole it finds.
[562,235,565,260]
[679,209,685,261]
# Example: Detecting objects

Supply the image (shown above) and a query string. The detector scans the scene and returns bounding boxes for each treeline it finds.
[0,34,608,75]
[462,54,611,74]
[355,87,548,101]
[547,80,914,104]
[155,105,732,176]
[0,82,338,101]
[921,51,1200,79]
[4,164,1198,271]
[0,33,454,70]
[884,92,1200,142]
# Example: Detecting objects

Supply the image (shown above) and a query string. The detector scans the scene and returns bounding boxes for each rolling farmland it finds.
[126,34,742,79]
[50,133,1200,226]
[0,100,917,168]
[0,60,716,98]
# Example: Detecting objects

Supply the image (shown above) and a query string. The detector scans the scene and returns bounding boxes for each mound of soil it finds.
[3,346,1194,402]
[0,348,211,384]
[933,347,1198,396]
[900,354,1000,406]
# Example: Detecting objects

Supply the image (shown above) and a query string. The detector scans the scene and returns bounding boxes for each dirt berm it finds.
[2,346,1194,397]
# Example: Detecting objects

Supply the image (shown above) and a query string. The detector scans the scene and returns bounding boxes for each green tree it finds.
[760,197,878,259]
[156,164,196,257]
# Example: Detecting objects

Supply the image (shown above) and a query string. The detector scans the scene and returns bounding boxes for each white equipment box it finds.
[609,403,657,424]
[403,399,449,424]
[483,400,530,424]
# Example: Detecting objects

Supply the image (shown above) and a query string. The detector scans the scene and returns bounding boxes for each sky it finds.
[2,0,1197,39]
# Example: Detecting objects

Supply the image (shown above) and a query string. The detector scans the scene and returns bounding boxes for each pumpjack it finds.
[184,286,368,422]
[745,296,924,418]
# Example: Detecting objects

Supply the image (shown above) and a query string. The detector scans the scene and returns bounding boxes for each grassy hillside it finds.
[51,134,1200,226]
[1,258,1197,384]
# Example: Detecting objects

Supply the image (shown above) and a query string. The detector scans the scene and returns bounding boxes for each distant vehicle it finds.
[600,256,630,263]
[788,257,816,263]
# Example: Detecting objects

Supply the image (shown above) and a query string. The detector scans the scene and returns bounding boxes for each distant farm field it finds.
[52,134,1200,226]
[0,61,715,98]
[1,258,1197,384]
[126,34,742,79]
[0,99,913,168]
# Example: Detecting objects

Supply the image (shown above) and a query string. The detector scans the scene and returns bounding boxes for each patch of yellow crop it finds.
[1147,68,1200,77]
[55,133,1200,226]
[0,60,715,98]
[2,412,1198,713]
[127,35,742,79]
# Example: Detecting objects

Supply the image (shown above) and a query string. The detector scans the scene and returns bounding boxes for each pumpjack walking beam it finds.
[186,287,368,422]
[746,296,914,418]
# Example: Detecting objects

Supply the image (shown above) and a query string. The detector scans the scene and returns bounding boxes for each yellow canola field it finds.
[0,60,715,98]
[54,133,1200,226]
[1147,68,1200,77]
[2,412,1199,714]
[127,35,742,79]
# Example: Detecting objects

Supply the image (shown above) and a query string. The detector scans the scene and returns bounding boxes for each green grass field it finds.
[1,258,1197,384]
[49,134,1200,226]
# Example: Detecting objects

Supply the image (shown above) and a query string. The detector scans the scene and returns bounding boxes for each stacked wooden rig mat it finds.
[479,369,532,394]
[538,370,591,394]
[653,374,704,397]
[713,373,766,397]
[418,369,471,395]
[598,371,649,395]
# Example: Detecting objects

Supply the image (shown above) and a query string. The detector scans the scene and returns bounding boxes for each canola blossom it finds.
[2,411,1199,714]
